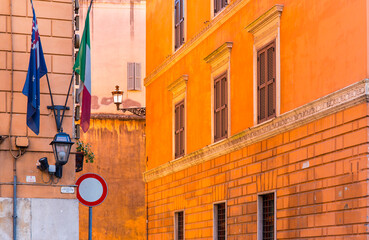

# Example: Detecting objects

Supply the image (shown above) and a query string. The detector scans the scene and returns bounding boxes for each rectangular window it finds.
[174,0,184,50]
[257,41,276,123]
[127,62,142,90]
[260,193,275,240]
[175,100,185,158]
[175,211,184,240]
[214,72,228,142]
[214,202,226,240]
[214,0,227,16]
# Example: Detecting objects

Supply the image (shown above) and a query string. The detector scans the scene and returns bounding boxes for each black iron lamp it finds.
[50,132,74,166]
[111,85,145,116]
[50,132,74,178]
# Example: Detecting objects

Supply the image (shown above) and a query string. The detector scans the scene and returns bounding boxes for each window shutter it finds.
[127,62,135,90]
[134,63,141,90]
[180,103,185,154]
[267,43,276,118]
[214,73,227,142]
[175,101,185,158]
[175,105,179,158]
[179,0,184,45]
[174,0,180,49]
[221,76,227,136]
[257,50,266,123]
[257,41,276,123]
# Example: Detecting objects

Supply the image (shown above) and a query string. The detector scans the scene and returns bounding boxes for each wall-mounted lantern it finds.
[111,85,145,116]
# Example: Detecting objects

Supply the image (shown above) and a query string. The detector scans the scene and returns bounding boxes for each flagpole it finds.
[59,72,75,132]
[45,73,58,128]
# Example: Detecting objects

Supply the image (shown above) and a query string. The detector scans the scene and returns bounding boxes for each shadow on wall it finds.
[92,96,141,110]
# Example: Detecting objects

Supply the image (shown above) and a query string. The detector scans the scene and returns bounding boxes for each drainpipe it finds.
[9,0,18,239]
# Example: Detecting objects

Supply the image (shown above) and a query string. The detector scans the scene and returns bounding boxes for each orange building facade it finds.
[0,0,78,239]
[145,0,369,239]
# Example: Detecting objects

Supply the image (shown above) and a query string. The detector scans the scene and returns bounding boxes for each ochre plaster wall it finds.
[145,0,368,170]
[78,117,146,240]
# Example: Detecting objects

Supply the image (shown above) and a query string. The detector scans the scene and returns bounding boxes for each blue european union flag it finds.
[22,1,48,135]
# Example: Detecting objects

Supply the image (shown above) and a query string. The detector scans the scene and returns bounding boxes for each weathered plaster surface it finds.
[0,198,78,240]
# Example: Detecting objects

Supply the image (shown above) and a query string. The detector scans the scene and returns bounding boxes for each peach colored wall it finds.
[0,0,76,198]
[78,117,146,240]
[146,0,368,170]
[79,0,146,114]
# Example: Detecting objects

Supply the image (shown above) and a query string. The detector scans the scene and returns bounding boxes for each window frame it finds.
[168,75,188,160]
[174,210,185,240]
[213,201,227,240]
[204,42,232,144]
[245,5,283,125]
[257,191,276,240]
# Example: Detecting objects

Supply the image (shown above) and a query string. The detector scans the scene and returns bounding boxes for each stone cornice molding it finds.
[245,4,284,35]
[204,42,233,65]
[144,0,251,87]
[144,79,369,182]
[168,75,188,99]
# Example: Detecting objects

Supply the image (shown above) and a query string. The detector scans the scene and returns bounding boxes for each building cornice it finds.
[245,4,283,34]
[144,0,251,87]
[168,75,188,99]
[144,79,369,182]
[204,42,233,64]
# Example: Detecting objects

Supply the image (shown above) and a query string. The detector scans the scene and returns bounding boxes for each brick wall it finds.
[147,103,369,239]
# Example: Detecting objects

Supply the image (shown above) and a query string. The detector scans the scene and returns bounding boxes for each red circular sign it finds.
[76,173,108,207]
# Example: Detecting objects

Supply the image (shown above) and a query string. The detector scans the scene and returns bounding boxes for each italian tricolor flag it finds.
[73,5,92,132]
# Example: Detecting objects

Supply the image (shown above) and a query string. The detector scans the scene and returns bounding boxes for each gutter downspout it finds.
[9,0,18,239]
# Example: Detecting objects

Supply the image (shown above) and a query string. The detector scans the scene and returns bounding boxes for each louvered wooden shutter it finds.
[175,101,185,158]
[134,63,141,90]
[179,103,185,155]
[257,41,276,123]
[174,0,180,50]
[214,72,227,142]
[179,0,184,46]
[127,62,135,90]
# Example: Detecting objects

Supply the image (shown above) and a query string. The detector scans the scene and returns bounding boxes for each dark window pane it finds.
[216,203,226,240]
[176,211,184,240]
[262,193,274,240]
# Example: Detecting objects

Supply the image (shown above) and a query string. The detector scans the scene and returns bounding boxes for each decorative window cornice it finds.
[144,79,369,182]
[168,75,188,99]
[245,4,283,35]
[204,42,233,67]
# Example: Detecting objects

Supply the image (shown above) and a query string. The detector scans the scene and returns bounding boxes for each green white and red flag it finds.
[73,3,92,132]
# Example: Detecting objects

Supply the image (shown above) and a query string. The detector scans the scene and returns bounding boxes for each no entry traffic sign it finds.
[76,173,108,207]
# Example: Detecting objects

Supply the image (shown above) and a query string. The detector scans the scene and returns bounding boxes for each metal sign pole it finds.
[88,207,92,240]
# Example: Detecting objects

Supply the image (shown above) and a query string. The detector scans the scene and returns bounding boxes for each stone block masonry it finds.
[146,102,369,239]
